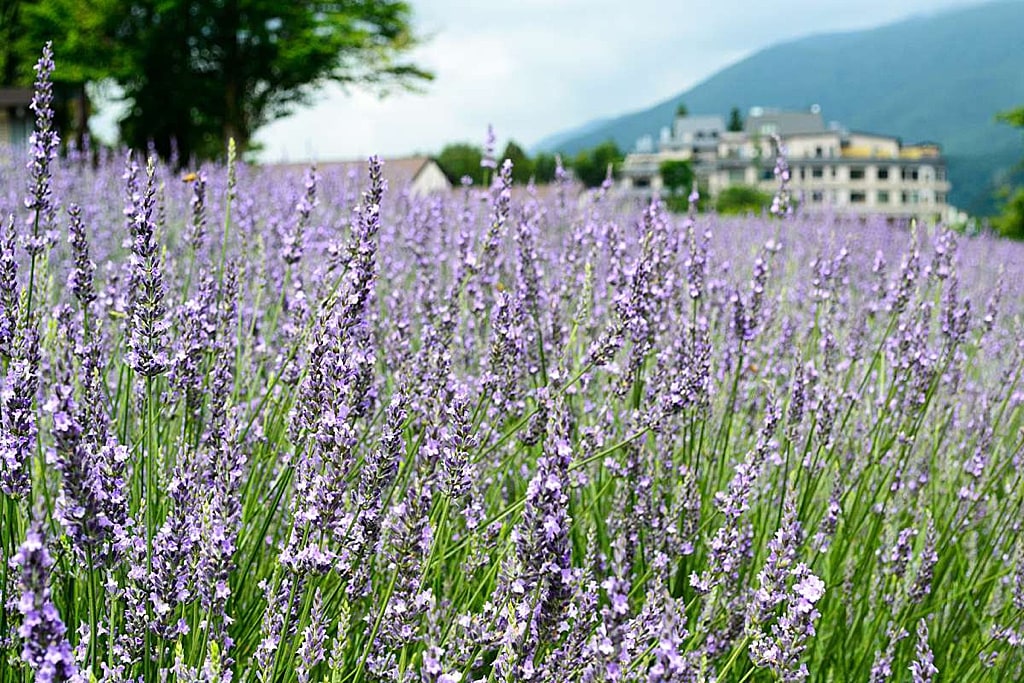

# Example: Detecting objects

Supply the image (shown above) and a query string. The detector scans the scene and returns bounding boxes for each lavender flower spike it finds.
[67,204,96,308]
[13,526,80,683]
[909,620,937,683]
[0,214,19,357]
[1,326,41,498]
[125,156,169,377]
[481,124,497,170]
[769,134,793,218]
[24,41,61,255]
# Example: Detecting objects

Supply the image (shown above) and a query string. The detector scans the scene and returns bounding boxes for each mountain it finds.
[533,115,616,153]
[537,1,1024,215]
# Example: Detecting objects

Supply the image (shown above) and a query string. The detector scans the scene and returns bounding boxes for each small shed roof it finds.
[270,155,447,191]
[0,88,33,108]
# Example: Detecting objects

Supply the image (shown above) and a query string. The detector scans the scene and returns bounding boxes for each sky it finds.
[106,0,994,162]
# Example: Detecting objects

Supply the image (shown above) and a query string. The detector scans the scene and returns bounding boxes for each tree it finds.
[1,0,23,85]
[501,140,533,184]
[664,182,711,214]
[532,152,558,184]
[675,102,688,118]
[716,185,772,215]
[437,143,484,186]
[2,1,103,146]
[571,140,622,188]
[13,0,432,161]
[995,106,1024,239]
[728,106,744,132]
[658,159,693,196]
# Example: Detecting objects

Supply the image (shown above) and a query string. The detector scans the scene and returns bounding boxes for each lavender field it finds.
[2,52,1024,683]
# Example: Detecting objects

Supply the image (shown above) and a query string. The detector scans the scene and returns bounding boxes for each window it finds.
[936,168,946,181]
[634,177,650,188]
[830,167,837,179]
[811,191,824,202]
[728,169,745,182]
[761,168,774,181]
[850,167,865,181]
[877,168,889,180]
[901,167,919,181]
[877,191,890,204]
[815,146,823,158]
[902,191,920,204]
[811,167,824,179]
[937,193,947,204]
[851,191,867,203]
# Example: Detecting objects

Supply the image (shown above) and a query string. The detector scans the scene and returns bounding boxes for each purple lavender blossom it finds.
[749,562,825,681]
[186,170,208,254]
[747,501,803,632]
[24,42,61,257]
[47,371,130,563]
[125,156,169,377]
[66,204,96,308]
[440,388,477,499]
[909,520,938,603]
[282,165,317,265]
[12,527,80,683]
[692,399,780,593]
[481,124,497,170]
[1,326,41,498]
[296,588,326,683]
[769,133,793,218]
[0,214,19,357]
[492,398,577,678]
[254,577,299,683]
[909,619,937,683]
[340,390,408,597]
[869,624,909,683]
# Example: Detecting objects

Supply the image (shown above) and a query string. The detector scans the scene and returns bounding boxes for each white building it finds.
[621,107,952,221]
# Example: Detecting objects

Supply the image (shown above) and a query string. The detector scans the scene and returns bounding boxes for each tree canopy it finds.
[994,106,1024,239]
[532,152,558,184]
[7,0,432,161]
[728,106,744,132]
[716,185,772,216]
[570,141,622,188]
[501,140,533,184]
[437,143,485,186]
[658,159,693,196]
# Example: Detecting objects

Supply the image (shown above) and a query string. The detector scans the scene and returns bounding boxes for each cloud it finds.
[254,0,988,162]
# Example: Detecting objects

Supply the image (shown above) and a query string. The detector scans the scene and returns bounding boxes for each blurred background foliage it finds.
[0,0,432,163]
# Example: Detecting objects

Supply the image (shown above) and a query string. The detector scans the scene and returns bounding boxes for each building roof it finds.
[783,130,842,140]
[673,115,726,134]
[845,130,900,142]
[0,88,33,108]
[745,109,826,137]
[269,156,448,191]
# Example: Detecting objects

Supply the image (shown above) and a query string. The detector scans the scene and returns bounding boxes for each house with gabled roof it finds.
[270,156,451,197]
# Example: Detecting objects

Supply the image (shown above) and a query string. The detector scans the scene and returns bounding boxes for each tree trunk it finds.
[73,83,88,149]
